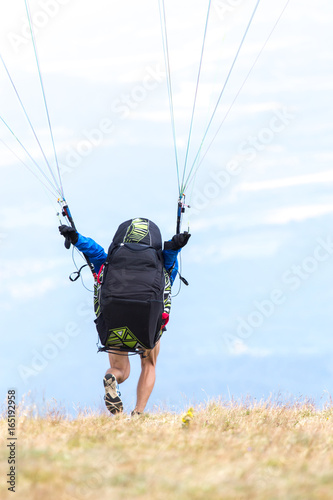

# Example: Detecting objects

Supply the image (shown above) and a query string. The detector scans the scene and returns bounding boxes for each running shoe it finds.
[103,373,123,414]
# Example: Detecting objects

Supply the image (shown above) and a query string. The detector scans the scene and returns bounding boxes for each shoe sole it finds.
[103,374,123,414]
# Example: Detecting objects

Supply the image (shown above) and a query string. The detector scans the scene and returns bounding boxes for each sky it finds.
[1,0,333,415]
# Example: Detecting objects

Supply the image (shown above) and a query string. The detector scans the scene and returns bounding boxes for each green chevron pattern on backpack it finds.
[106,326,141,350]
[124,218,150,244]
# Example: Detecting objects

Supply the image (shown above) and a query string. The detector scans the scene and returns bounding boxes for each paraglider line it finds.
[181,0,212,195]
[0,114,61,197]
[183,0,262,192]
[0,52,61,194]
[24,0,64,198]
[158,0,181,195]
[184,0,292,191]
[0,137,58,198]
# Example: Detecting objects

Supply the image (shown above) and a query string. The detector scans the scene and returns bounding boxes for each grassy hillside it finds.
[1,397,333,499]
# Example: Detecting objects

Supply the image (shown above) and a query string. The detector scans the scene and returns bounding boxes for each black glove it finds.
[59,225,78,249]
[164,232,191,251]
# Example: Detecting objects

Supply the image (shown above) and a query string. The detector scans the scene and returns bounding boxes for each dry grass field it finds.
[1,396,333,500]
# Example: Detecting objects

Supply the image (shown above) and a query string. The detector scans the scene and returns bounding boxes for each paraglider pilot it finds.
[59,218,190,415]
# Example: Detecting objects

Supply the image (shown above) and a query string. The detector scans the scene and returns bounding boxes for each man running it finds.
[59,217,190,415]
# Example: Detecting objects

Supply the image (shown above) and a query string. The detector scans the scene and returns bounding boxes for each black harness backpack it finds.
[95,218,165,354]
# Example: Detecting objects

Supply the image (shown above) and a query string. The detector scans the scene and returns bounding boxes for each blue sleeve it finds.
[75,234,107,272]
[163,247,180,285]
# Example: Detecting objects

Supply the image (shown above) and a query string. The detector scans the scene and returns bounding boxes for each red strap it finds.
[96,264,104,285]
[162,312,169,326]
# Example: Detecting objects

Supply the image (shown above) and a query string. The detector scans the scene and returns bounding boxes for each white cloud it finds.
[0,257,67,280]
[238,171,333,193]
[267,204,333,225]
[0,127,75,168]
[313,153,333,163]
[0,257,70,302]
[187,235,281,263]
[9,277,57,300]
[229,339,272,357]
[191,201,333,235]
[0,206,57,229]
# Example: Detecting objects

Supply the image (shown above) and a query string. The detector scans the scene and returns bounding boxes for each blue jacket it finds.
[75,234,180,284]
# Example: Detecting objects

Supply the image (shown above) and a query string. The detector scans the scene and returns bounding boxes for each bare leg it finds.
[106,352,130,384]
[103,353,130,414]
[134,341,161,413]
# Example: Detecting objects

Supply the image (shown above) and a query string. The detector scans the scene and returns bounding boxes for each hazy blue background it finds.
[1,0,333,414]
